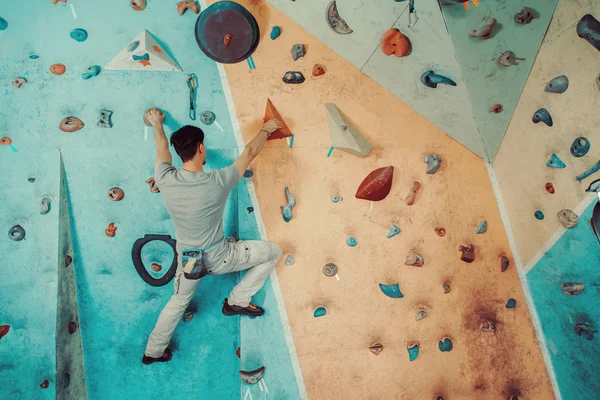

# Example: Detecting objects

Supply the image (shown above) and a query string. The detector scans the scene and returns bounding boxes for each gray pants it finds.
[144,240,282,358]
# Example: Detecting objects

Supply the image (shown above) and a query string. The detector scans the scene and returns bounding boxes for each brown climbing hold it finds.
[108,187,125,201]
[224,33,232,47]
[312,64,326,77]
[458,244,475,263]
[404,181,420,206]
[562,282,584,295]
[151,262,162,272]
[64,255,73,268]
[177,0,200,16]
[480,319,496,334]
[131,0,147,11]
[490,104,503,113]
[545,182,555,194]
[468,18,496,40]
[497,51,525,67]
[380,28,411,57]
[59,117,84,133]
[0,137,12,145]
[501,255,510,272]
[13,78,26,88]
[404,253,424,267]
[68,321,77,334]
[52,0,67,4]
[146,177,160,193]
[369,342,384,355]
[557,209,578,229]
[442,282,451,294]
[144,108,164,127]
[355,166,394,201]
[50,64,66,75]
[434,226,446,237]
[40,380,50,389]
[264,99,293,140]
[236,347,241,358]
[0,324,10,340]
[105,222,117,237]
[514,7,534,24]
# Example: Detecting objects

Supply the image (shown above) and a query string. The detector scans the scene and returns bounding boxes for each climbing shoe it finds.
[142,348,172,365]
[222,298,264,317]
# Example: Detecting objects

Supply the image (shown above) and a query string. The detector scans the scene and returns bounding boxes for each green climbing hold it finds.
[346,236,357,247]
[270,26,281,40]
[476,220,487,234]
[314,306,327,317]
[387,224,401,238]
[547,154,566,168]
[438,337,453,352]
[407,344,419,361]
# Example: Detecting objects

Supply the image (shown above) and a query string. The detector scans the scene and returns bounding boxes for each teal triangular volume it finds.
[547,154,566,168]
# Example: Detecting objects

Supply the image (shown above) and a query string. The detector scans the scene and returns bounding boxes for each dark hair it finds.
[170,125,205,162]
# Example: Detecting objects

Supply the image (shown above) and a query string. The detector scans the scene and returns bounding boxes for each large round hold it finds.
[195,1,259,64]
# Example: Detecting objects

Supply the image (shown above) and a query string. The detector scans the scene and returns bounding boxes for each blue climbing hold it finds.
[571,137,590,158]
[281,187,296,222]
[421,70,456,89]
[270,26,281,40]
[314,306,327,318]
[534,210,545,220]
[546,154,566,168]
[81,65,101,80]
[438,337,453,352]
[506,298,517,308]
[70,28,88,42]
[244,169,253,178]
[387,224,401,238]
[346,236,357,247]
[476,220,487,234]
[29,54,39,60]
[379,283,404,298]
[331,195,341,203]
[532,108,553,126]
[247,207,254,213]
[407,344,419,361]
[132,53,150,61]
[0,17,8,31]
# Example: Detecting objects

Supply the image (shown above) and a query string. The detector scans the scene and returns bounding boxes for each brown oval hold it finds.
[459,244,475,263]
[369,342,384,355]
[151,262,162,272]
[108,187,125,201]
[380,28,411,57]
[144,108,164,126]
[545,182,555,194]
[312,64,326,77]
[501,255,510,272]
[59,117,85,133]
[355,166,394,201]
[13,78,27,88]
[131,0,147,11]
[0,324,10,340]
[105,222,117,237]
[68,321,77,334]
[40,380,50,389]
[0,137,12,145]
[434,226,446,237]
[490,104,503,113]
[50,64,66,75]
[404,181,420,206]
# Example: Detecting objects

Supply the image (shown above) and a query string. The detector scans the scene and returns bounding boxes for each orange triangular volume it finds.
[264,99,293,140]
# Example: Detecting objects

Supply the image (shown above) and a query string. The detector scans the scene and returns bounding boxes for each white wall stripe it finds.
[486,163,562,400]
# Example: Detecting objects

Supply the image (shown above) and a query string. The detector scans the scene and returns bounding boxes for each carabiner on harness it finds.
[187,73,198,120]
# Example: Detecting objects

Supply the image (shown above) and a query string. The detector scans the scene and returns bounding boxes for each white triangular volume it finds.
[104,30,182,72]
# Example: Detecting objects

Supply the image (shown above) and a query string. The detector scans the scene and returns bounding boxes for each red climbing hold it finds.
[236,347,241,358]
[0,324,10,340]
[355,166,394,201]
[68,321,77,334]
[40,380,50,389]
[264,99,293,140]
[224,33,233,47]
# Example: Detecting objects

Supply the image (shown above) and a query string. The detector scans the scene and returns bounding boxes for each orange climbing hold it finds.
[177,0,200,16]
[50,64,66,75]
[52,0,67,4]
[312,64,326,77]
[105,222,117,237]
[380,28,411,57]
[355,166,394,201]
[404,181,420,206]
[264,99,293,140]
[545,182,555,194]
[0,137,12,145]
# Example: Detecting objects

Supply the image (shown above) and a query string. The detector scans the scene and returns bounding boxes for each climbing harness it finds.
[408,0,418,28]
[187,73,197,120]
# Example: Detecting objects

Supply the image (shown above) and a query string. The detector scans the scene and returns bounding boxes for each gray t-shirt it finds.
[154,162,240,260]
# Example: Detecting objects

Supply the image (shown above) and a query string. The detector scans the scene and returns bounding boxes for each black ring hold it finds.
[131,234,177,287]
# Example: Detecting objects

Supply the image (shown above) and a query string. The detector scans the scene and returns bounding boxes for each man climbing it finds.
[142,109,284,365]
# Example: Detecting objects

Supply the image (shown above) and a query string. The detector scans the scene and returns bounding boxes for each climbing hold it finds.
[291,44,306,61]
[587,178,600,193]
[183,311,194,322]
[199,111,215,126]
[355,166,394,201]
[421,70,456,88]
[108,187,125,201]
[132,53,150,62]
[532,108,553,126]
[407,344,419,361]
[59,117,85,133]
[40,198,51,215]
[280,187,296,222]
[314,306,327,317]
[497,51,525,67]
[52,0,67,4]
[424,154,442,174]
[346,236,357,247]
[501,255,510,272]
[264,99,293,140]
[70,28,88,42]
[285,255,295,265]
[416,310,427,321]
[63,373,70,389]
[570,137,590,158]
[480,319,496,333]
[325,103,373,157]
[151,263,162,271]
[0,325,10,340]
[331,195,342,203]
[29,54,39,60]
[514,7,534,24]
[8,225,25,241]
[0,137,12,145]
[105,222,117,237]
[236,347,240,358]
[458,244,475,263]
[557,209,578,229]
[323,263,338,277]
[468,18,496,40]
[130,0,147,11]
[40,380,50,389]
[244,170,253,178]
[68,321,77,334]
[476,220,487,234]
[562,282,584,295]
[50,64,66,75]
[369,343,384,355]
[312,64,326,77]
[404,181,420,206]
[64,255,73,268]
[545,75,569,93]
[434,226,446,237]
[326,1,353,34]
[577,14,600,51]
[177,0,200,16]
[270,26,281,40]
[438,337,453,352]
[405,254,424,267]
[143,108,164,126]
[546,154,566,168]
[127,41,140,52]
[380,28,411,57]
[12,78,26,88]
[387,224,401,238]
[146,177,160,193]
[379,283,404,298]
[282,71,305,84]
[506,298,517,308]
[223,33,233,47]
[534,210,545,220]
[442,282,451,293]
[81,65,101,80]
[576,160,600,181]
[490,104,503,113]
[0,17,7,31]
[545,182,555,194]
[574,322,597,340]
[96,110,113,129]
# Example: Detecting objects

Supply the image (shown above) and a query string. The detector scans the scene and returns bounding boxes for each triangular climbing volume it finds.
[264,99,293,140]
[325,103,372,158]
[105,30,182,72]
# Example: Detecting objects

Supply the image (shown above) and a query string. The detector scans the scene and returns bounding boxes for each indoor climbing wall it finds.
[493,0,600,398]
[212,0,556,397]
